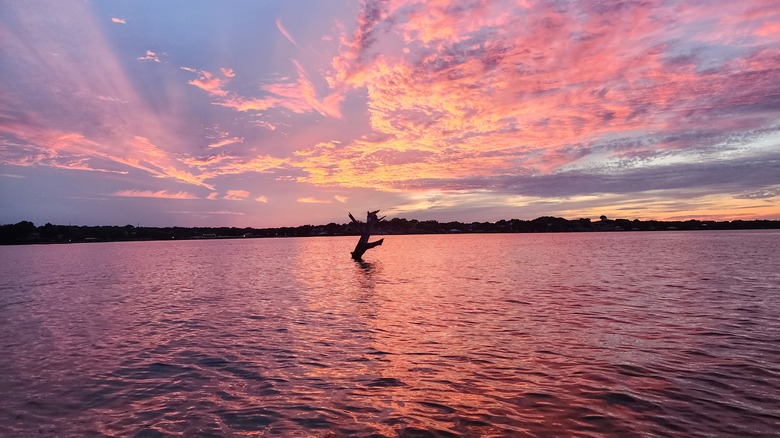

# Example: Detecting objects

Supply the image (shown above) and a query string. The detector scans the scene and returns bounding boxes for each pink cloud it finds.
[182,154,288,181]
[111,17,126,24]
[290,0,780,191]
[213,61,343,118]
[183,67,234,97]
[290,60,343,118]
[137,50,160,63]
[276,18,300,49]
[208,136,243,149]
[3,0,778,225]
[255,195,269,203]
[207,210,245,215]
[756,22,780,36]
[0,114,214,188]
[0,4,224,191]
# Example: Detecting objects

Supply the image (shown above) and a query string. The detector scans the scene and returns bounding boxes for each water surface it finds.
[1,231,778,436]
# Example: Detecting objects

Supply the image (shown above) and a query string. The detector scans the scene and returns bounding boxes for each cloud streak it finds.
[276,18,300,49]
[113,190,198,199]
[297,197,332,204]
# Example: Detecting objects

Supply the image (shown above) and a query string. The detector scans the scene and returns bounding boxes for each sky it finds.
[1,0,779,228]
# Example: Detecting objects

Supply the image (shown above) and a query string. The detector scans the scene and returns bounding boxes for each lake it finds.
[1,231,778,437]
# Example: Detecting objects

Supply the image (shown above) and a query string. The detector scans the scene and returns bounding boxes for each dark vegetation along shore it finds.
[2,216,779,245]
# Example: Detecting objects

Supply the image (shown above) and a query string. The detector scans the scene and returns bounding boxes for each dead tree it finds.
[349,210,385,260]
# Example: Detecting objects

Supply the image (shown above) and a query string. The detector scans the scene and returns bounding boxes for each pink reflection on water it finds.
[1,232,778,436]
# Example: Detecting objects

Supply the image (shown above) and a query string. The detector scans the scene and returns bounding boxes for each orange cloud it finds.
[255,195,269,203]
[183,67,233,97]
[289,0,780,194]
[297,197,332,204]
[113,189,198,199]
[224,189,250,200]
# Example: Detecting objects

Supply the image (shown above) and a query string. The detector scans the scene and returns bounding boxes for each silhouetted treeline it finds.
[1,216,779,245]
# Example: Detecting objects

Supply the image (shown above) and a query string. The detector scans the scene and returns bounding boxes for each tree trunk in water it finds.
[349,210,385,260]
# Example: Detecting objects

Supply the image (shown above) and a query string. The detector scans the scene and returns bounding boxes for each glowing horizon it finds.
[2,1,779,227]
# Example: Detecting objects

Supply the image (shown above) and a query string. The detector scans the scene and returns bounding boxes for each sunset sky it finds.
[1,0,779,227]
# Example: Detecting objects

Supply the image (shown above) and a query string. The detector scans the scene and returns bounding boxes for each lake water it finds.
[1,231,778,437]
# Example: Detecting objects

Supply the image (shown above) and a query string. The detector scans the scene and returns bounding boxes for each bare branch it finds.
[351,209,385,260]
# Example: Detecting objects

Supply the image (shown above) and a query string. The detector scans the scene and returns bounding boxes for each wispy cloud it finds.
[111,17,126,24]
[207,210,245,215]
[113,189,198,199]
[0,117,214,188]
[208,136,243,149]
[255,195,269,203]
[276,18,300,49]
[180,154,288,180]
[169,210,245,216]
[137,50,161,63]
[212,60,343,118]
[734,185,780,200]
[182,67,233,96]
[297,197,332,204]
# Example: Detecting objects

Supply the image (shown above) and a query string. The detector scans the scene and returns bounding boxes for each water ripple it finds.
[1,232,779,436]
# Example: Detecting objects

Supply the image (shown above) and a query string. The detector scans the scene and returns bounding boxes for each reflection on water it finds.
[1,231,779,436]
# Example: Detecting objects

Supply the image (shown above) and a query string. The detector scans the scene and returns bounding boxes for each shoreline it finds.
[2,217,779,245]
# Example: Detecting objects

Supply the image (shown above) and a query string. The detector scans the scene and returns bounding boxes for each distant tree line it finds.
[1,216,779,245]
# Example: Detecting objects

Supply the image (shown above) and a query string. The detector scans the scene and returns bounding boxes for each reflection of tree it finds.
[357,260,375,274]
[354,260,379,304]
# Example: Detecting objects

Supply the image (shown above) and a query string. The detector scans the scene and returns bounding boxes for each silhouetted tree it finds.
[349,210,385,260]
